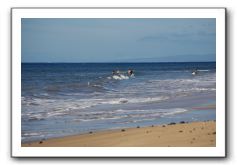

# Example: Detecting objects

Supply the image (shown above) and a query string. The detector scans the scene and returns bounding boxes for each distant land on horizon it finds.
[22,54,215,63]
[117,54,215,63]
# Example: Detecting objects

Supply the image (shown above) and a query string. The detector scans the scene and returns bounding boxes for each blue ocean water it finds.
[21,62,216,142]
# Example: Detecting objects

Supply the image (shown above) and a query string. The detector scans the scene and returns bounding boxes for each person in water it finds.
[192,68,198,75]
[127,69,134,76]
[112,70,121,75]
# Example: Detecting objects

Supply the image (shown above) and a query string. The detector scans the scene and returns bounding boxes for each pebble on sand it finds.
[168,122,176,125]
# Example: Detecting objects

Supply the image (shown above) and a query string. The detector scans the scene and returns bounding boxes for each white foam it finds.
[161,108,188,116]
[22,95,171,121]
[22,132,42,136]
[192,88,216,91]
[197,69,210,72]
[69,107,189,123]
[112,74,129,80]
[98,96,169,105]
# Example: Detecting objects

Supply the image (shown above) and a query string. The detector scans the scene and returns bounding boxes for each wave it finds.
[107,74,130,80]
[22,96,170,121]
[197,69,211,72]
[71,108,188,123]
[91,84,119,92]
[146,76,215,93]
[22,97,56,106]
[22,132,42,137]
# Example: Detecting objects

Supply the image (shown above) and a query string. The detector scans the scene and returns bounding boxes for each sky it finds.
[21,18,216,62]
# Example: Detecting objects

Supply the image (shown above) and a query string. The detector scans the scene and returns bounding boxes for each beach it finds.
[22,120,215,147]
[19,18,218,149]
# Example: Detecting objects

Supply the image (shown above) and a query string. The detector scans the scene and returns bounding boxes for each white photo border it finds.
[11,8,226,157]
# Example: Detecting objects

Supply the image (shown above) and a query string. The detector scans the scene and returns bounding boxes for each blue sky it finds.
[22,18,216,62]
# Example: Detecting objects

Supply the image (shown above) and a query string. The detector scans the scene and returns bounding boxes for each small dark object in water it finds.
[151,125,154,127]
[39,141,43,144]
[180,121,185,124]
[162,125,166,127]
[120,100,128,103]
[121,129,125,132]
[168,122,176,125]
[89,131,93,134]
[137,126,140,128]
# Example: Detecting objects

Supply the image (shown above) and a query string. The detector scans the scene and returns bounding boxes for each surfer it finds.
[192,69,198,75]
[112,70,121,75]
[127,69,134,76]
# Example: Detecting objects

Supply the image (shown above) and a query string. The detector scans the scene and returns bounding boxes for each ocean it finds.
[21,62,216,143]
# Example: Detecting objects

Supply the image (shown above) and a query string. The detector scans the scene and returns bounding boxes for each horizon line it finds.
[21,61,216,64]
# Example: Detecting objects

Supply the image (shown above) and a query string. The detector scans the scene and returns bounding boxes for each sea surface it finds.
[22,62,216,143]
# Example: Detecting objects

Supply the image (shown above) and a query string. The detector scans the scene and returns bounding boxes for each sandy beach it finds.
[22,120,216,147]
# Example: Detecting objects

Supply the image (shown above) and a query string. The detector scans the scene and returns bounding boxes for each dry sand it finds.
[22,121,216,147]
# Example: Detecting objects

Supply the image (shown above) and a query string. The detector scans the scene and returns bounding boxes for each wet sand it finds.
[22,121,216,147]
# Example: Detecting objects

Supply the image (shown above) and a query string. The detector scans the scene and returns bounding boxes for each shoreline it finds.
[22,120,216,147]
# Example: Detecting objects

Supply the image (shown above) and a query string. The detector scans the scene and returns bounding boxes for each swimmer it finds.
[192,69,198,75]
[127,69,134,76]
